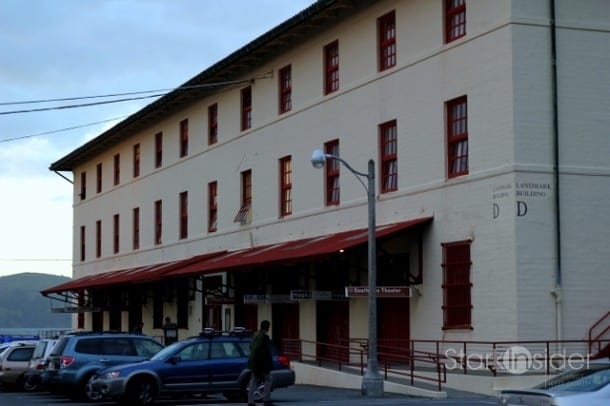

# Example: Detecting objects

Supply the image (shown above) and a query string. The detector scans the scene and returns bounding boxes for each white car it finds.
[0,342,37,390]
[23,338,59,391]
[498,358,610,406]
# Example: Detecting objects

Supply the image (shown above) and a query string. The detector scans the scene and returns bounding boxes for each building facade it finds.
[45,0,610,358]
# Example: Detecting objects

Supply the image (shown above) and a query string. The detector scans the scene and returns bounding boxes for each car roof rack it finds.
[197,327,253,338]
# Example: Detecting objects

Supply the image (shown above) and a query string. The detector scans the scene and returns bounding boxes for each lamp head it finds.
[311,149,327,169]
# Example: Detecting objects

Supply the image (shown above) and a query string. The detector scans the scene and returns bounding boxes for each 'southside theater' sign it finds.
[345,286,412,298]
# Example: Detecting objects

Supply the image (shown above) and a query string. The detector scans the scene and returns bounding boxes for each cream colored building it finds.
[45,0,610,370]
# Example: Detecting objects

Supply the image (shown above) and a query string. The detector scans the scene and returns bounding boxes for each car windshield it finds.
[32,341,48,359]
[536,363,610,392]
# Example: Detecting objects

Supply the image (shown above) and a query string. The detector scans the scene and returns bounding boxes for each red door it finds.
[272,303,299,354]
[316,301,349,363]
[378,298,410,364]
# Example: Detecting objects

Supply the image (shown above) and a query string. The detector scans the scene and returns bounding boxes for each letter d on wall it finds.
[517,201,528,217]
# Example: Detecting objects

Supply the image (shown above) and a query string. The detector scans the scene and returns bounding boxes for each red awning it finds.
[42,217,432,295]
[166,216,433,278]
[41,251,226,295]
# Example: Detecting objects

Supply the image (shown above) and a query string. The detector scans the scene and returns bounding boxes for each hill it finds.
[0,272,72,328]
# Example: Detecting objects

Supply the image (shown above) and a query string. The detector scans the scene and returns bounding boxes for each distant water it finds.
[0,327,72,338]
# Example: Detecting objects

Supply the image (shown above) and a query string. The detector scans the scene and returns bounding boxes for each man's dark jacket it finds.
[248,329,273,375]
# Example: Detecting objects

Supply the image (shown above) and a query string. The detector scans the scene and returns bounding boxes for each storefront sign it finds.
[50,306,102,313]
[345,286,412,298]
[290,290,346,300]
[243,294,292,304]
[205,296,235,305]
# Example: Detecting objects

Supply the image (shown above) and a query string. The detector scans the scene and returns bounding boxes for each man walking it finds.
[247,320,273,406]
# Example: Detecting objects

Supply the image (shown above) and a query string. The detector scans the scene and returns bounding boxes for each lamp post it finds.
[311,149,384,397]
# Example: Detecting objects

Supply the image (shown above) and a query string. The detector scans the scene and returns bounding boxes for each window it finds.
[241,86,252,131]
[96,163,102,193]
[441,240,472,329]
[446,96,469,178]
[113,214,120,254]
[80,226,86,261]
[113,154,120,186]
[208,181,217,232]
[133,144,140,178]
[379,120,398,193]
[80,171,86,200]
[445,0,466,43]
[324,40,339,94]
[279,156,292,217]
[96,220,102,258]
[133,207,140,250]
[325,140,340,205]
[378,10,396,71]
[155,132,163,168]
[234,170,252,224]
[154,200,162,245]
[278,65,292,114]
[179,119,189,158]
[208,104,218,145]
[179,191,188,239]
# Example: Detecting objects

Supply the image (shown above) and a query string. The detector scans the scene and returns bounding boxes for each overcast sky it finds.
[0,0,315,278]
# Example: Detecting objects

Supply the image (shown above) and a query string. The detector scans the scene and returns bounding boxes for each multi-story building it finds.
[44,0,610,386]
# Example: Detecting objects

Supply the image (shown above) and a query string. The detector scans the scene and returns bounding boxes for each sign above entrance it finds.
[289,290,346,300]
[345,286,412,298]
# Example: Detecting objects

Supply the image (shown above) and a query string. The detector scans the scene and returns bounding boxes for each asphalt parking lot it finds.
[0,384,497,406]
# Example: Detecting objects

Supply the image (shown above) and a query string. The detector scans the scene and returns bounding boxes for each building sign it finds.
[243,294,291,304]
[205,296,235,305]
[290,290,346,300]
[345,286,412,298]
[51,306,102,313]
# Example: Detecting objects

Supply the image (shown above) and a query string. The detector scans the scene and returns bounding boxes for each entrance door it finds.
[378,298,410,364]
[272,303,299,354]
[316,301,349,363]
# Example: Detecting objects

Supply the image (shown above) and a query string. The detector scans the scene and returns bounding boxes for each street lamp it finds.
[311,149,384,397]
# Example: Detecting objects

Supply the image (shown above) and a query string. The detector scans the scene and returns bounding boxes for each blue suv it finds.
[87,327,295,405]
[42,332,164,401]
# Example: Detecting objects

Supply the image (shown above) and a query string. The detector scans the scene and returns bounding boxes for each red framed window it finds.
[179,191,188,239]
[95,220,102,258]
[179,119,189,158]
[113,214,120,254]
[445,0,466,43]
[325,140,340,205]
[80,171,86,200]
[446,96,469,178]
[154,200,162,245]
[208,103,218,145]
[441,240,473,330]
[113,153,120,186]
[279,65,292,114]
[80,225,86,262]
[133,207,140,250]
[133,144,140,178]
[96,163,102,193]
[378,10,396,71]
[208,181,218,233]
[234,170,252,223]
[241,86,252,131]
[279,156,292,217]
[324,41,339,95]
[379,120,398,193]
[155,132,163,168]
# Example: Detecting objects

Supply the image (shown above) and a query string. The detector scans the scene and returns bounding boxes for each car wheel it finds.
[125,376,156,406]
[22,375,39,392]
[86,375,103,401]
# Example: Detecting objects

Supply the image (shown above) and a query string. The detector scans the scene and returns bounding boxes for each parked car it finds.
[0,342,37,390]
[43,331,164,401]
[498,358,610,405]
[87,327,295,405]
[23,338,59,391]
